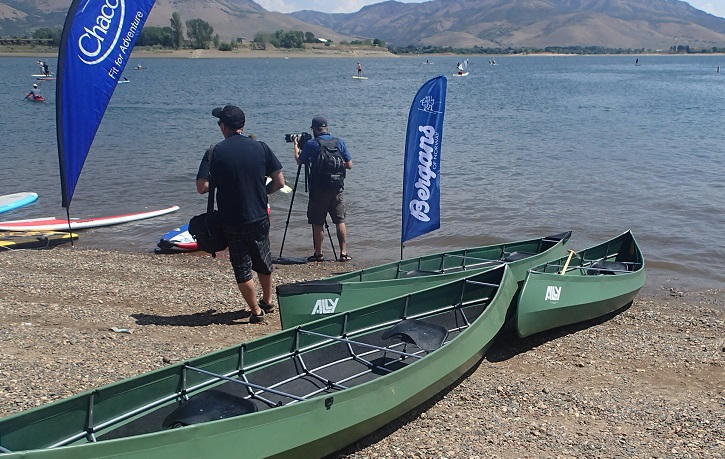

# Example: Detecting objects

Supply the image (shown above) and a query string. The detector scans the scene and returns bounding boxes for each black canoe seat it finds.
[162,389,258,429]
[503,251,535,262]
[381,319,449,352]
[587,261,629,275]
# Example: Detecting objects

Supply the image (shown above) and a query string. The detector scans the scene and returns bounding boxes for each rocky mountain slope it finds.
[2,0,724,49]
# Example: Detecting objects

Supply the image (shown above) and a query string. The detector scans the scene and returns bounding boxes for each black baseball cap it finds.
[310,116,328,129]
[212,105,245,129]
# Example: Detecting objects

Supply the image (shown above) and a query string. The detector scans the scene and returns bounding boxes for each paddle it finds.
[560,250,577,274]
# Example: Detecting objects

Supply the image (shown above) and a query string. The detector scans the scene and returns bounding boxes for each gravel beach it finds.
[1,247,723,458]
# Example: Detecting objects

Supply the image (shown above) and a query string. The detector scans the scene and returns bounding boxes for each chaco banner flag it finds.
[57,0,156,208]
[401,75,447,244]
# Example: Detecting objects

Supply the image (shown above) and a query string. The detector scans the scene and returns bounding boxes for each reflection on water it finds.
[1,55,723,296]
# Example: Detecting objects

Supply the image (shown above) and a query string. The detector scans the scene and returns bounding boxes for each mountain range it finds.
[2,0,725,50]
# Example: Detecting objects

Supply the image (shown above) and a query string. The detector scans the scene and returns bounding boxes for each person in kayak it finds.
[25,83,42,100]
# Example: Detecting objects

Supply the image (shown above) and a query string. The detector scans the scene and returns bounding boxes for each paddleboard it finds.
[31,74,54,77]
[118,80,130,84]
[0,192,38,214]
[352,76,368,80]
[0,230,78,250]
[0,205,179,231]
[155,224,198,253]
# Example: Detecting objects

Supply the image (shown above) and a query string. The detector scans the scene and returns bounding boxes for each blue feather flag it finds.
[56,0,157,207]
[401,75,447,244]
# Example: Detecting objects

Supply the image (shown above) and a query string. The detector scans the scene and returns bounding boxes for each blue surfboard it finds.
[0,192,38,214]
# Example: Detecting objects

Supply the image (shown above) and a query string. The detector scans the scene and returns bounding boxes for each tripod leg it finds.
[278,164,302,258]
[324,218,338,261]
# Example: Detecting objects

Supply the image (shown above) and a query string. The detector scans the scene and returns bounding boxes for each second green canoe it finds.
[516,230,645,338]
[277,231,571,329]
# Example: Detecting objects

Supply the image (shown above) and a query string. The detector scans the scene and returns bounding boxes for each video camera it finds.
[284,132,312,149]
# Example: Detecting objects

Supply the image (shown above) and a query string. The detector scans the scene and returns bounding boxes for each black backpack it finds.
[311,137,346,191]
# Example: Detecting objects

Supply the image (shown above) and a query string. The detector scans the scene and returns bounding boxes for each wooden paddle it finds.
[560,250,577,275]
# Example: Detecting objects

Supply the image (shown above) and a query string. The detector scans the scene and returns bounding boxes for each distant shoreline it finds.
[3,45,722,59]
[0,45,399,59]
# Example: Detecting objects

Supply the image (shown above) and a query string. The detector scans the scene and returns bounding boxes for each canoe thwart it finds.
[586,261,631,275]
[403,269,443,278]
[503,251,535,262]
[381,319,449,352]
[162,389,257,429]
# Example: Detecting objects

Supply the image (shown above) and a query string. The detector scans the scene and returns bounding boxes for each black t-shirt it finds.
[196,134,282,225]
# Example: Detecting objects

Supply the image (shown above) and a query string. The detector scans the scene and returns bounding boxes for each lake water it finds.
[1,54,723,296]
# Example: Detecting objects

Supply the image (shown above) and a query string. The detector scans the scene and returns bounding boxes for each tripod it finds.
[275,164,337,263]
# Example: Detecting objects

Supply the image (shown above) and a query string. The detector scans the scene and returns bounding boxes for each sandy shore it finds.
[0,246,723,457]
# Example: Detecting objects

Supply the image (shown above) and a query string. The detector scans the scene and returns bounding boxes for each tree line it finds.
[30,13,328,51]
[390,44,725,55]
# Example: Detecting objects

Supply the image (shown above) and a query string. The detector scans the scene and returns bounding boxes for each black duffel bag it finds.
[189,145,227,257]
[188,210,227,257]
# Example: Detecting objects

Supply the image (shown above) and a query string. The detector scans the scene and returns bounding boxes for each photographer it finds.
[293,115,353,262]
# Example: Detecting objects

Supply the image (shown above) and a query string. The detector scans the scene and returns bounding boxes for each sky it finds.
[254,0,725,18]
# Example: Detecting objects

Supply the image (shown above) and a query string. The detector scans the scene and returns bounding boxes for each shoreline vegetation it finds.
[3,43,724,59]
[0,247,723,457]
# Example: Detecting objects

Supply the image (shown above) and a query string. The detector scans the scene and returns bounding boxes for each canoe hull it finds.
[516,230,645,338]
[277,232,571,329]
[1,266,517,458]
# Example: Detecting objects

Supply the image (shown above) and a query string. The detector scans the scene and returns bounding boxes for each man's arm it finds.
[267,169,285,194]
[293,138,303,166]
[195,147,213,194]
[340,139,353,170]
[196,178,209,195]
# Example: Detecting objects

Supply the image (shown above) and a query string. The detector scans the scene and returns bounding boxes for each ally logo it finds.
[545,285,561,302]
[311,298,339,315]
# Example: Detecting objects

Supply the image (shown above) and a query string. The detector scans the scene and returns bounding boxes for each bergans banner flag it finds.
[56,0,156,208]
[401,75,447,244]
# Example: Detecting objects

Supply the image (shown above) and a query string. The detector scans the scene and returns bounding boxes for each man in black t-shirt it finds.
[196,105,285,323]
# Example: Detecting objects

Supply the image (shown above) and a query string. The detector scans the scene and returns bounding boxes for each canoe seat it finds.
[381,319,448,352]
[162,389,258,429]
[587,261,629,275]
[403,269,441,278]
[503,251,535,262]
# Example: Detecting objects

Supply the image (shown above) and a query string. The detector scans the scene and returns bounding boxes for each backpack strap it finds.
[206,145,216,214]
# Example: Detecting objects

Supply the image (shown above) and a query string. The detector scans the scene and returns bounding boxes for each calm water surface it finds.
[1,54,723,296]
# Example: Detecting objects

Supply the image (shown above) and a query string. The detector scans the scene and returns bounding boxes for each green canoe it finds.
[516,230,645,338]
[0,265,517,459]
[277,231,571,329]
